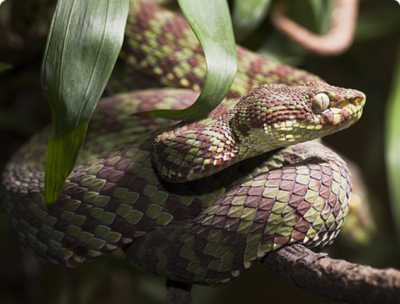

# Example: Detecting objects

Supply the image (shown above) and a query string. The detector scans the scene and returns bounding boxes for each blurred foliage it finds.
[0,0,400,303]
[385,43,400,244]
[258,0,335,64]
[232,0,272,42]
[0,61,12,73]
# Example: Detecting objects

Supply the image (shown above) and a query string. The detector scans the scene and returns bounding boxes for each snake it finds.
[0,0,365,287]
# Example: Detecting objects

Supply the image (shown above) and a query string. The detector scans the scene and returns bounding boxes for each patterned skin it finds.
[1,0,365,286]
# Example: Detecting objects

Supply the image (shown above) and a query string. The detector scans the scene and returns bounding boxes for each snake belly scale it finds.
[0,0,365,286]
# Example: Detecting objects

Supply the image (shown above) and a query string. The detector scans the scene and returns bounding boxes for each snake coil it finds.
[0,0,365,286]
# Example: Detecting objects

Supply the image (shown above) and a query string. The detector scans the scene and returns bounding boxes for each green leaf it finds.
[385,43,400,244]
[42,0,129,208]
[355,4,400,42]
[0,61,12,73]
[307,0,334,34]
[140,0,237,121]
[232,0,271,41]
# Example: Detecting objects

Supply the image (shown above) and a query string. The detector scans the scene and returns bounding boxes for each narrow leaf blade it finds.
[385,43,400,244]
[232,0,271,41]
[42,0,129,208]
[142,0,237,121]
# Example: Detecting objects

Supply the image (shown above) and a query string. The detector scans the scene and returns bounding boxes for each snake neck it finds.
[152,109,239,183]
[151,106,286,184]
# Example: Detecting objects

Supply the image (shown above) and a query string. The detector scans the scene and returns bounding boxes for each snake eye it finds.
[312,93,330,113]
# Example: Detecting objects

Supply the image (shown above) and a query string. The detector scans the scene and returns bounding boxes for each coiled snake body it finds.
[0,0,365,286]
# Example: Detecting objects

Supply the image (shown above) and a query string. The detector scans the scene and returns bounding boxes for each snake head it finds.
[232,81,366,151]
[306,82,366,128]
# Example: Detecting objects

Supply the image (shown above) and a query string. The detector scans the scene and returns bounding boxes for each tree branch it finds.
[262,244,400,304]
[166,280,192,304]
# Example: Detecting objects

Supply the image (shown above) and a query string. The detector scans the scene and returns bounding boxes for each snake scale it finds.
[0,0,365,286]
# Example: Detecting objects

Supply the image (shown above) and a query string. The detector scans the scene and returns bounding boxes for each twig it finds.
[270,0,358,56]
[263,244,400,304]
[166,280,192,304]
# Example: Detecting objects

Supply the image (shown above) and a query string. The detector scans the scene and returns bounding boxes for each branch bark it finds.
[262,244,400,304]
[166,280,192,304]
